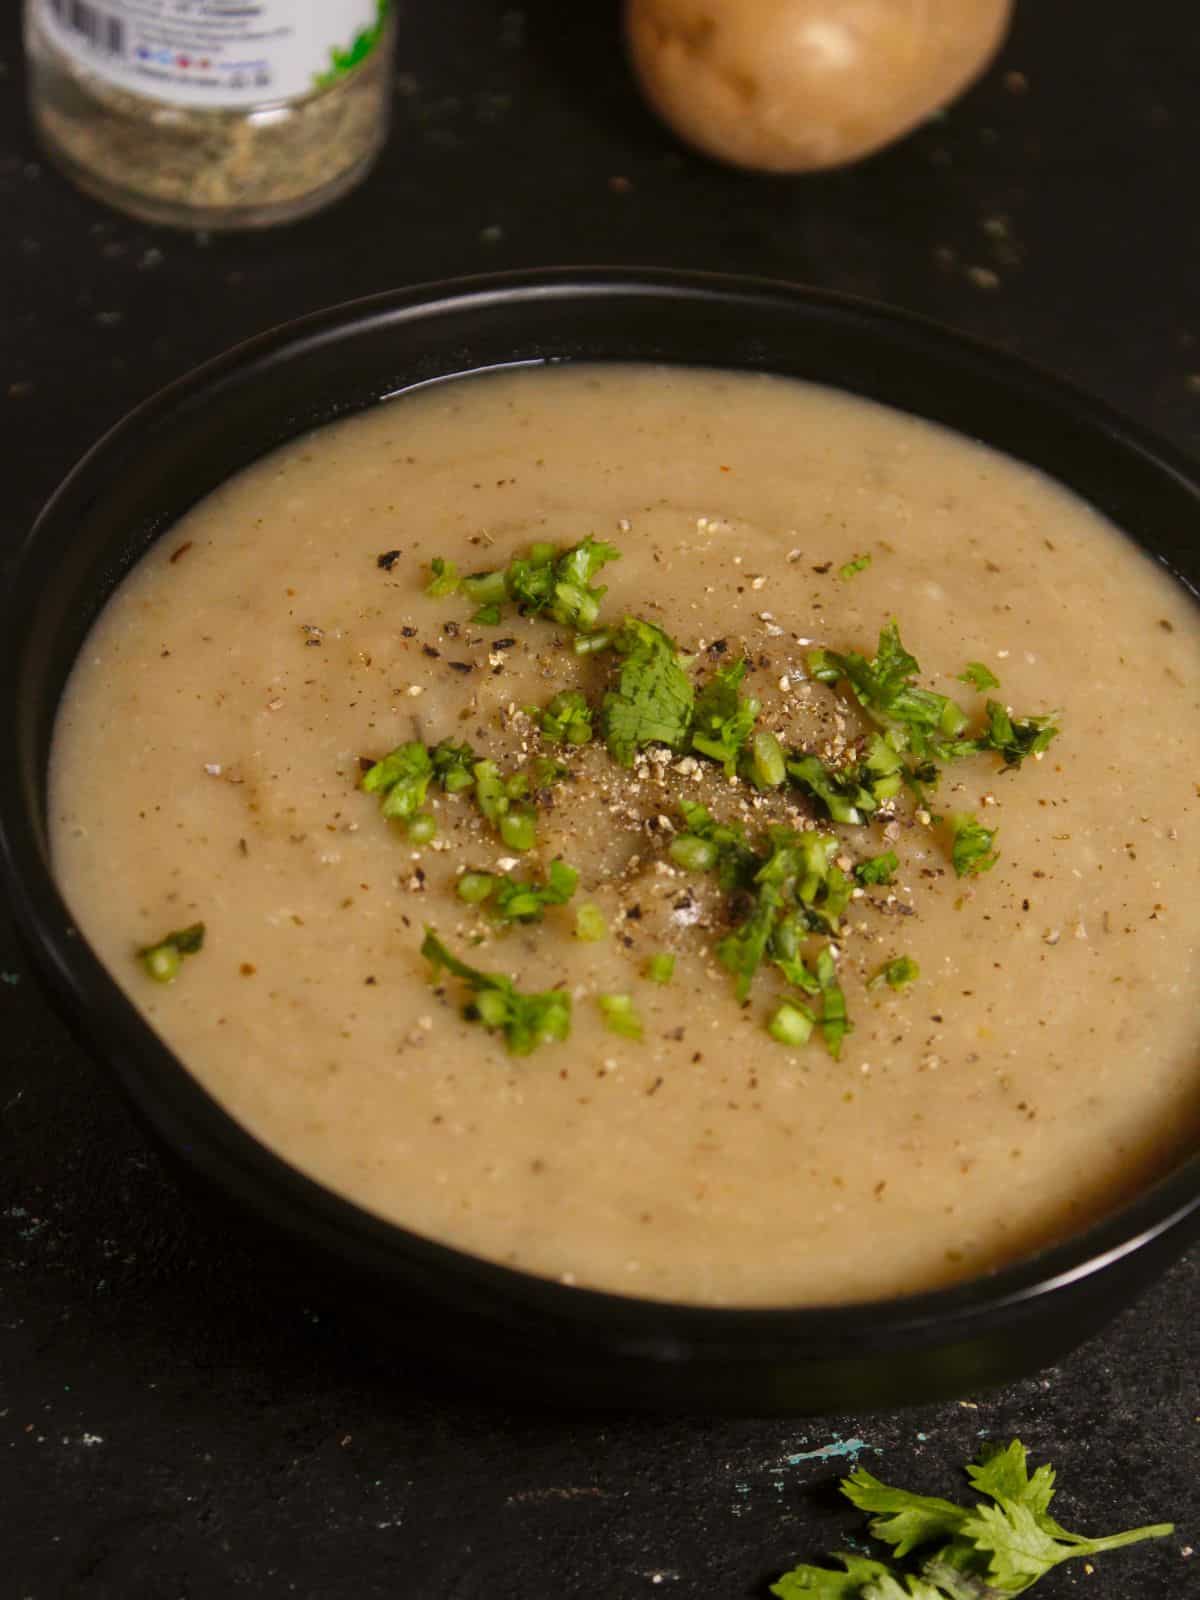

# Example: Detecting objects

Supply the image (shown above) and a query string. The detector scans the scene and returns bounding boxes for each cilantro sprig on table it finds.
[772,1439,1172,1598]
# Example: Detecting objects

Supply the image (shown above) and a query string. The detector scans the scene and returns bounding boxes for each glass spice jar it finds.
[23,1,396,230]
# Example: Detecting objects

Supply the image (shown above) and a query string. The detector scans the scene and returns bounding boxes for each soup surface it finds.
[50,364,1199,1306]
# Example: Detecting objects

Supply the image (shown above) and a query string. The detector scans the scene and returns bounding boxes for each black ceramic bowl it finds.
[2,268,1198,1414]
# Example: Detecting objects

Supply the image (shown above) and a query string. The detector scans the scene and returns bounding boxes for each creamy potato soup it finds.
[50,365,1199,1306]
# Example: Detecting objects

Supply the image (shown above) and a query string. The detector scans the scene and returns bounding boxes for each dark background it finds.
[2,3,1197,1596]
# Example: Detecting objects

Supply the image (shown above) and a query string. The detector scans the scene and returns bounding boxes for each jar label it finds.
[32,0,389,109]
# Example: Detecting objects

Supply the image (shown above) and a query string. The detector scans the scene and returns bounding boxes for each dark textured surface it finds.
[1,3,1197,1596]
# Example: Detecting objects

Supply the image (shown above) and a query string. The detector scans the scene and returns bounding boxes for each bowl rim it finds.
[2,264,1197,1352]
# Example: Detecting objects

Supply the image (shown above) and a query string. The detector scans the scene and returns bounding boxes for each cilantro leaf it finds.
[139,922,205,983]
[955,1496,1174,1593]
[602,618,695,765]
[856,851,899,886]
[868,956,920,992]
[966,1442,1056,1526]
[421,929,570,1054]
[949,814,999,878]
[958,661,1001,692]
[862,1577,948,1600]
[771,1554,899,1599]
[691,658,760,775]
[839,552,872,580]
[843,1468,968,1559]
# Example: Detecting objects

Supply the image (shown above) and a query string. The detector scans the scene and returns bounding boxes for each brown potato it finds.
[625,0,1013,173]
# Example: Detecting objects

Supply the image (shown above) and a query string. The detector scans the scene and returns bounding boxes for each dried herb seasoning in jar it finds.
[24,1,396,230]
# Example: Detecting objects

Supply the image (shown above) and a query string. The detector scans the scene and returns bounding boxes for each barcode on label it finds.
[47,0,125,55]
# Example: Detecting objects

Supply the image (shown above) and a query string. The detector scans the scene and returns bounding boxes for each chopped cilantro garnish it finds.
[974,698,1058,767]
[869,955,920,991]
[407,813,437,845]
[786,734,904,826]
[456,871,495,904]
[691,658,759,775]
[808,622,969,762]
[139,922,205,983]
[670,801,757,890]
[671,809,853,1015]
[773,1439,1173,1598]
[838,552,872,580]
[472,758,539,852]
[669,833,719,873]
[769,914,823,994]
[455,859,578,924]
[815,943,852,1059]
[601,618,695,765]
[429,738,477,793]
[645,952,676,984]
[572,628,613,656]
[712,830,849,1002]
[460,568,507,613]
[471,602,502,626]
[717,883,784,1002]
[949,813,999,878]
[365,740,559,850]
[530,754,568,789]
[425,556,461,597]
[361,741,433,823]
[574,902,608,942]
[855,850,899,886]
[747,729,786,790]
[958,660,1001,691]
[544,536,621,631]
[768,1000,815,1047]
[812,625,1057,775]
[449,536,619,634]
[421,929,570,1054]
[786,752,879,826]
[537,689,594,745]
[597,992,643,1040]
